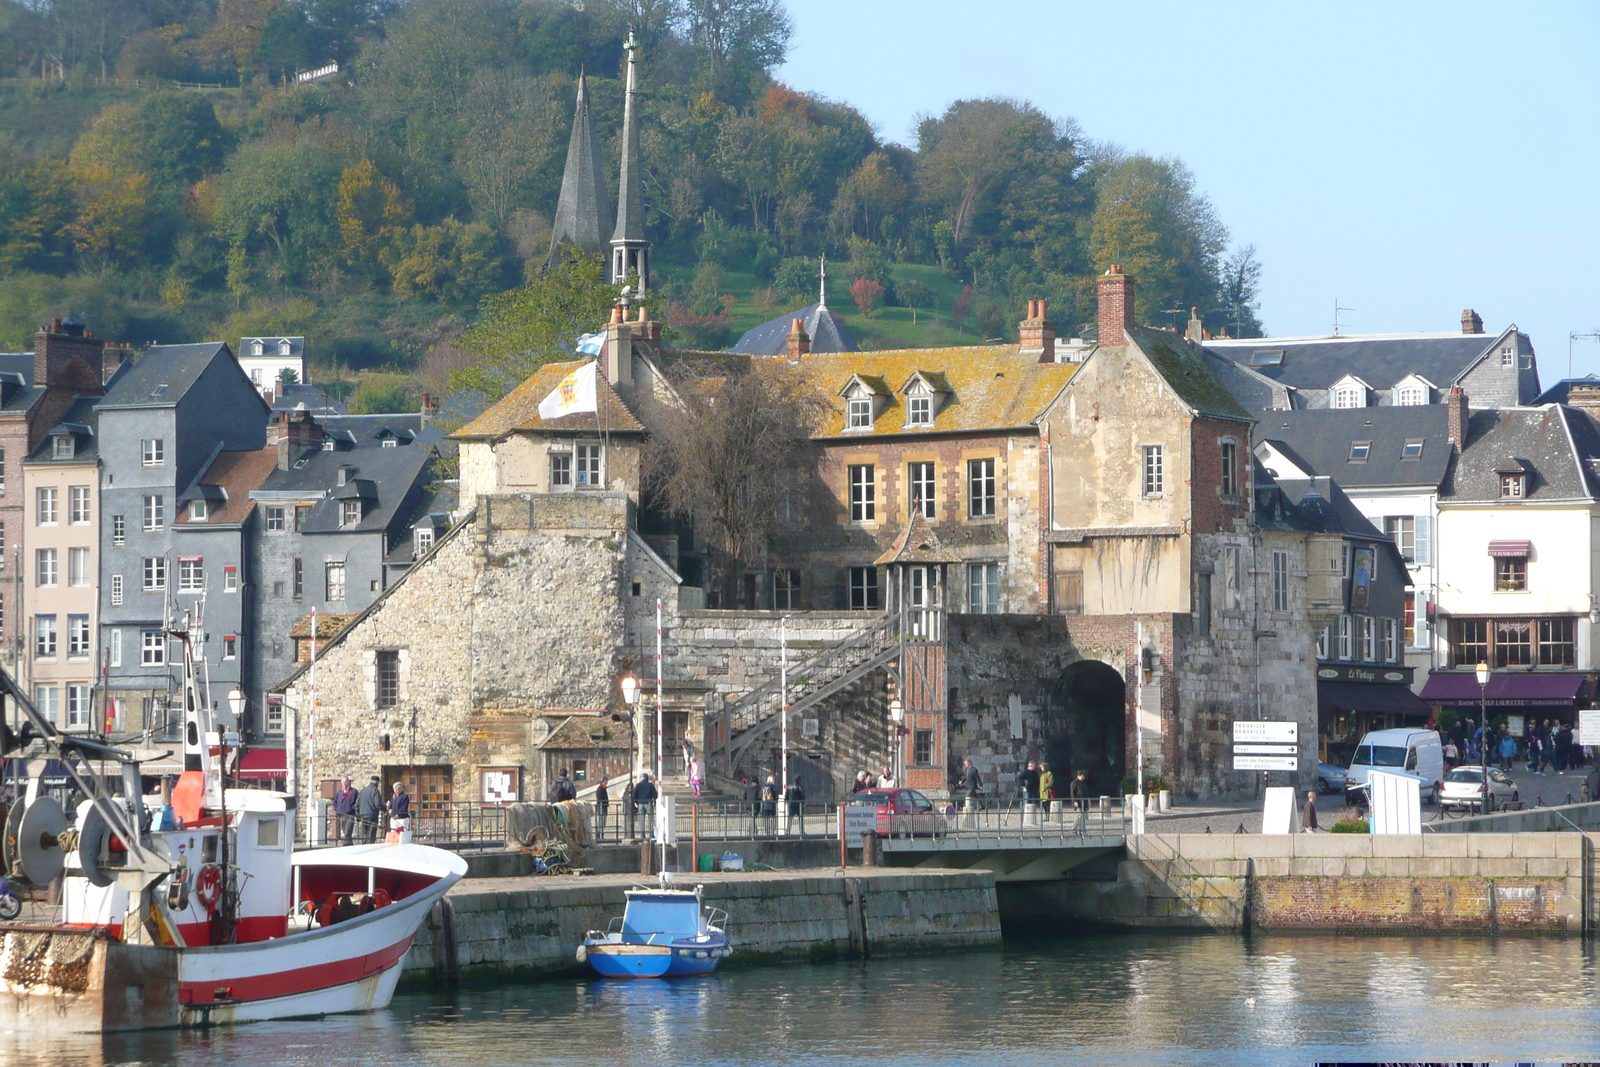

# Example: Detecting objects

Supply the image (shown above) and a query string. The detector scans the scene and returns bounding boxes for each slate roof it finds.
[254,440,437,536]
[272,382,346,415]
[0,354,33,384]
[1533,376,1600,405]
[100,342,230,408]
[784,346,1073,439]
[319,414,440,448]
[1442,405,1600,503]
[384,480,459,566]
[238,336,305,360]
[730,302,859,356]
[182,446,279,525]
[1254,406,1452,490]
[1125,326,1251,422]
[875,512,961,565]
[453,359,645,439]
[0,353,42,413]
[25,398,99,463]
[1202,331,1510,395]
[547,73,614,261]
[612,52,644,245]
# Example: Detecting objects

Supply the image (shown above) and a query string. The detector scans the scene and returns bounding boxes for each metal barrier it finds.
[919,796,1131,844]
[297,803,509,850]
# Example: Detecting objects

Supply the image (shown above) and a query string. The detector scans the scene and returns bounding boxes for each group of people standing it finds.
[1441,719,1588,774]
[329,775,411,846]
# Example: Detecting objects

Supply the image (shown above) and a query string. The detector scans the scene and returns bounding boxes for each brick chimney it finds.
[1446,386,1469,448]
[1461,309,1483,335]
[33,317,105,388]
[1097,266,1135,347]
[101,344,132,384]
[274,408,323,470]
[1565,381,1600,425]
[785,317,811,358]
[1019,299,1056,361]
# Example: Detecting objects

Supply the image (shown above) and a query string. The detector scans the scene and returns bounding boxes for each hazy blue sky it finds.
[777,2,1600,380]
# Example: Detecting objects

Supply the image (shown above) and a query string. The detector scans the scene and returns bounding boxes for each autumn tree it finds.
[916,99,1069,249]
[1218,243,1264,338]
[643,357,825,602]
[335,158,408,268]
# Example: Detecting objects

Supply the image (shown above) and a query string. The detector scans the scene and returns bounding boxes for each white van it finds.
[1345,728,1444,803]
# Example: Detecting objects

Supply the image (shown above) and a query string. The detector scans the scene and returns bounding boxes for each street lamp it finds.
[227,686,246,722]
[888,697,904,786]
[620,675,641,776]
[1475,661,1491,814]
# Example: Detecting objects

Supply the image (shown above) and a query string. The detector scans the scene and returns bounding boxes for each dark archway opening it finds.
[1043,660,1128,797]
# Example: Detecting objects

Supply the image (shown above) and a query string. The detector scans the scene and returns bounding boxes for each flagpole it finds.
[307,608,318,841]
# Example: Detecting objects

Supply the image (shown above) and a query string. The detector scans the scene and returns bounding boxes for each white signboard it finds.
[1262,786,1299,834]
[1580,709,1600,748]
[1234,744,1299,756]
[1234,721,1298,744]
[1369,770,1422,835]
[1233,755,1299,771]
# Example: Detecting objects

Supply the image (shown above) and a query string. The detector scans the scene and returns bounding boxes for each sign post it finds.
[1233,721,1298,772]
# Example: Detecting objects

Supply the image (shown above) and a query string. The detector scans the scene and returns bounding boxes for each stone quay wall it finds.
[403,867,1000,985]
[1013,833,1595,934]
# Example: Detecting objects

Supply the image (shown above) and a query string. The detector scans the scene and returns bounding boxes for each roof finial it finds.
[819,253,827,310]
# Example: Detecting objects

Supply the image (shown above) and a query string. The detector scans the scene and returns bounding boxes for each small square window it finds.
[341,499,361,526]
[265,505,286,532]
[1401,439,1424,459]
[142,439,164,467]
[1495,556,1527,591]
[846,397,873,429]
[550,452,571,487]
[1500,474,1525,499]
[189,499,208,521]
[906,395,932,426]
[1501,346,1515,367]
[1349,441,1370,461]
[52,435,73,459]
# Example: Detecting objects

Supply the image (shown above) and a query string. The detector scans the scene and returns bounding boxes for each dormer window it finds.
[1332,383,1366,409]
[381,437,397,448]
[1393,374,1433,407]
[322,439,335,451]
[415,526,435,558]
[841,377,884,431]
[251,340,264,356]
[907,396,932,426]
[52,435,73,459]
[847,398,872,428]
[1500,473,1525,499]
[278,339,292,356]
[189,500,208,521]
[899,371,950,429]
[341,499,362,526]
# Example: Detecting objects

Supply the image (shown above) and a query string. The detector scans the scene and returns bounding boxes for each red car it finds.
[844,788,946,838]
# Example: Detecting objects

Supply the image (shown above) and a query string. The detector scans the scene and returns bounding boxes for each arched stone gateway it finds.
[1043,660,1128,798]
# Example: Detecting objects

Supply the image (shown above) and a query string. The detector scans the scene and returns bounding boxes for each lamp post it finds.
[1476,661,1491,814]
[620,674,640,775]
[888,696,904,787]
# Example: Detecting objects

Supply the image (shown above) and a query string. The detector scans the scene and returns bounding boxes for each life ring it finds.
[195,864,222,913]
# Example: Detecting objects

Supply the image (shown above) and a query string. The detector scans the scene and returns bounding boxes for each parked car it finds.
[1439,766,1519,812]
[844,789,945,838]
[1315,762,1348,794]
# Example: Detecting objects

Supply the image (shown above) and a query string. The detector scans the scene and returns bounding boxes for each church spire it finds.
[818,253,827,309]
[547,69,614,265]
[610,32,649,291]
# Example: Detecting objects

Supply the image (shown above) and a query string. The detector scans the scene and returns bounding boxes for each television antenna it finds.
[1332,300,1355,336]
[1569,330,1600,379]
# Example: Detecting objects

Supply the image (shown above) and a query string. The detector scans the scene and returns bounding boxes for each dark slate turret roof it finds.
[548,73,615,262]
[611,47,644,246]
[731,302,858,356]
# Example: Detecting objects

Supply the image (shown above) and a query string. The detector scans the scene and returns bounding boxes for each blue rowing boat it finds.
[580,881,729,979]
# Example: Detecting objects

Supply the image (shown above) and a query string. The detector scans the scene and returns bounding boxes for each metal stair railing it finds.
[723,611,900,737]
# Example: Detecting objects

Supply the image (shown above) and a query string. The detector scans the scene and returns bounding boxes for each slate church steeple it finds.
[547,70,614,265]
[609,32,649,292]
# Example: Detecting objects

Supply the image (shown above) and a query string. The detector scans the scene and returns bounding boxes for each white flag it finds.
[537,361,599,420]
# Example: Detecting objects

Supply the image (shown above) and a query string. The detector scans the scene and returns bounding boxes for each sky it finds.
[776,1,1600,381]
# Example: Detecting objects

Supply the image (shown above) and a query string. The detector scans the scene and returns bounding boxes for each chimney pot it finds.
[1019,299,1055,361]
[785,317,811,358]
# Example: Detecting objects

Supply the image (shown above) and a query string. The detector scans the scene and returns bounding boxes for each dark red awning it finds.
[1487,540,1533,558]
[237,747,287,780]
[1419,671,1587,707]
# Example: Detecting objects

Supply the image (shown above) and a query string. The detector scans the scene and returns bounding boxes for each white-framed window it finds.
[848,464,875,522]
[109,628,121,668]
[110,573,123,606]
[848,565,880,609]
[35,614,56,658]
[908,461,935,518]
[1142,445,1164,497]
[341,499,361,527]
[143,556,166,591]
[68,546,90,586]
[1500,473,1525,499]
[142,439,164,467]
[66,685,91,729]
[1401,438,1425,459]
[52,434,73,459]
[846,396,873,429]
[1333,385,1365,408]
[142,494,164,531]
[34,685,57,724]
[224,566,237,592]
[112,514,125,545]
[967,458,996,518]
[1219,440,1238,497]
[265,698,284,734]
[1338,614,1352,659]
[576,444,602,487]
[968,562,1000,614]
[1271,549,1289,612]
[222,634,237,660]
[1381,617,1397,663]
[189,499,208,521]
[906,395,933,427]
[772,568,800,610]
[35,548,56,587]
[325,561,346,601]
[1501,345,1515,367]
[265,505,286,532]
[414,527,435,558]
[36,486,56,525]
[550,452,571,487]
[68,614,89,657]
[1359,615,1375,661]
[69,485,89,524]
[1224,546,1243,611]
[1317,626,1330,659]
[177,558,204,591]
[1349,441,1370,461]
[141,629,165,666]
[1396,385,1427,406]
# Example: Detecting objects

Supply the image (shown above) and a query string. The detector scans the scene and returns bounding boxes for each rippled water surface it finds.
[8,934,1600,1066]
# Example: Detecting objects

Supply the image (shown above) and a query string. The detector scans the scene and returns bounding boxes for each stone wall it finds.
[403,868,1000,985]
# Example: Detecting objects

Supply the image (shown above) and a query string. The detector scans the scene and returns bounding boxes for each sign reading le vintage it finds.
[1232,720,1298,771]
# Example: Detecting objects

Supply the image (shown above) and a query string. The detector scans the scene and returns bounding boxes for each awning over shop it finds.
[1318,681,1431,726]
[1487,540,1533,557]
[237,747,287,781]
[1419,671,1589,707]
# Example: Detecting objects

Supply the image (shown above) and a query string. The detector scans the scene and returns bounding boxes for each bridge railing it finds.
[911,796,1132,843]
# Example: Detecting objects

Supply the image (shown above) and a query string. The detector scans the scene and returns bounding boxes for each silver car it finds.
[1439,765,1519,812]
[1315,762,1348,794]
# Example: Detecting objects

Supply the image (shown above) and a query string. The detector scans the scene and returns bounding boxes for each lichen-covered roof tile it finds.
[453,359,645,439]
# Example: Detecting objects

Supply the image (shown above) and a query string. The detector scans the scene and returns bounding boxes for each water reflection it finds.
[2,934,1596,1066]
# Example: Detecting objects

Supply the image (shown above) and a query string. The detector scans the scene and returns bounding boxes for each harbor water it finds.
[7,932,1600,1065]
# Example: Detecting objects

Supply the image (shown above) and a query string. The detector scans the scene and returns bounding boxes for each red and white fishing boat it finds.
[0,613,464,1032]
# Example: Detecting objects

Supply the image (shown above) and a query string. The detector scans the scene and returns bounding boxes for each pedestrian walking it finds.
[1443,738,1459,771]
[596,775,611,840]
[356,775,384,844]
[1499,732,1517,773]
[785,778,805,835]
[744,775,762,834]
[634,773,658,840]
[549,767,576,802]
[389,780,412,842]
[761,776,779,834]
[1558,723,1575,772]
[1301,790,1319,833]
[851,771,870,794]
[689,758,704,797]
[1019,760,1041,824]
[1526,733,1542,774]
[332,776,358,846]
[1039,762,1055,818]
[1069,770,1088,833]
[624,775,638,840]
[960,759,982,802]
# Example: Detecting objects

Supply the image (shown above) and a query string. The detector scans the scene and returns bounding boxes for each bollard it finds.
[860,829,881,867]
[639,839,658,876]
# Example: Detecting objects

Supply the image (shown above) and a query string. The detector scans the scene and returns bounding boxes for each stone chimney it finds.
[1447,386,1469,448]
[33,316,105,388]
[1097,266,1135,347]
[635,305,662,349]
[420,391,439,427]
[1018,299,1056,362]
[273,408,323,470]
[785,317,811,358]
[1185,306,1204,343]
[602,303,633,387]
[1461,309,1484,335]
[101,343,132,384]
[1565,381,1600,425]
